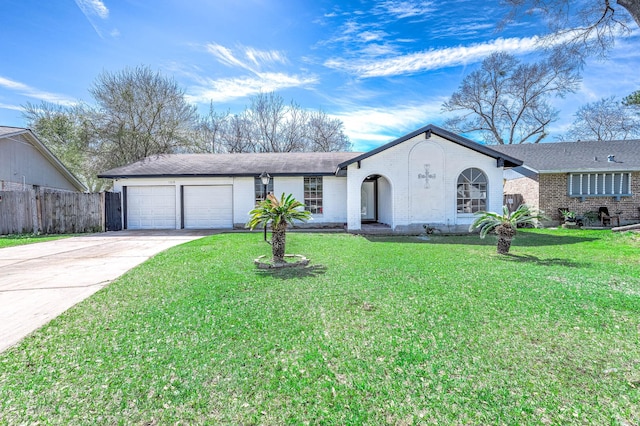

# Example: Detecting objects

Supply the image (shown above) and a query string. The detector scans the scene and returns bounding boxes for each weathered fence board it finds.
[0,191,35,234]
[0,191,108,235]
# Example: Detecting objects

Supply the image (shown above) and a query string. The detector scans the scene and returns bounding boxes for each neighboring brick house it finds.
[492,140,640,225]
[0,126,86,192]
[99,124,522,232]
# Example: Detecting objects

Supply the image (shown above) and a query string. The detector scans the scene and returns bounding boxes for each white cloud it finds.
[324,36,543,78]
[75,0,109,19]
[377,1,435,19]
[245,48,287,67]
[358,30,388,42]
[186,73,318,104]
[206,43,252,70]
[331,101,447,151]
[430,22,495,39]
[205,43,289,73]
[0,76,77,106]
[359,43,398,57]
[189,43,315,104]
[73,0,118,38]
[0,102,23,112]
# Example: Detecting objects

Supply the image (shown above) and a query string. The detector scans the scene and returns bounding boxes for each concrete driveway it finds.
[0,230,215,353]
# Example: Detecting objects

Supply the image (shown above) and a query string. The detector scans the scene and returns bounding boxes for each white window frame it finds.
[254,177,274,205]
[568,172,632,200]
[456,168,488,214]
[304,176,323,214]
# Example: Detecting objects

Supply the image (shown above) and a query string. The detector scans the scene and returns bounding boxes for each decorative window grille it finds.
[457,168,487,213]
[568,172,631,198]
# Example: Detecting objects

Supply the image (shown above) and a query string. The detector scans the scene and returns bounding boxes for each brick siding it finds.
[539,172,640,224]
[504,175,540,209]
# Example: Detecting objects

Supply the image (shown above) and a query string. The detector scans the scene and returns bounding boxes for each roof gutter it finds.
[98,171,340,179]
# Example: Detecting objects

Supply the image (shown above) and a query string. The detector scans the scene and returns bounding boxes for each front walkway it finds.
[0,230,213,353]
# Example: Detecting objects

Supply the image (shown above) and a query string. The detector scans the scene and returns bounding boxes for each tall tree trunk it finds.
[617,0,640,28]
[495,224,516,254]
[271,222,287,263]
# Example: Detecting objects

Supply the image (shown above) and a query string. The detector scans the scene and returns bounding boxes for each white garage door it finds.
[183,185,233,229]
[127,186,176,229]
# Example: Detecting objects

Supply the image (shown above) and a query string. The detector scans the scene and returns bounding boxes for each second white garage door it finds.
[183,185,233,229]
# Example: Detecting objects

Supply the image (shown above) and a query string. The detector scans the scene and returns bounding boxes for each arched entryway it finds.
[360,174,392,227]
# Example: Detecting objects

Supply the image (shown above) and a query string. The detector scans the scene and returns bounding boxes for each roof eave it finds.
[98,171,342,179]
[337,124,523,169]
[539,168,639,174]
[9,130,88,192]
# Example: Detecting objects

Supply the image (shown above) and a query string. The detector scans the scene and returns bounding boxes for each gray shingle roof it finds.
[99,124,526,178]
[491,140,640,173]
[98,152,364,178]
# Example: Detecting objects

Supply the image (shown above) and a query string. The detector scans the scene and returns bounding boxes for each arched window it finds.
[457,168,487,213]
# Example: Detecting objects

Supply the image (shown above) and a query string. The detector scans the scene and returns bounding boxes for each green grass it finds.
[1,229,639,424]
[0,233,72,248]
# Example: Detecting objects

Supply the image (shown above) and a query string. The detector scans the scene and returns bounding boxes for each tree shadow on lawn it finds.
[255,264,328,280]
[364,232,598,247]
[499,253,586,268]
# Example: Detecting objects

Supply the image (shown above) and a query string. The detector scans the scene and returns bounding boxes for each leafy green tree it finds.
[469,204,546,255]
[23,102,109,191]
[246,193,311,263]
[623,90,640,107]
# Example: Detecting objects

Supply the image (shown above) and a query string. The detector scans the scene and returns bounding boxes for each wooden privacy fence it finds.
[0,191,108,235]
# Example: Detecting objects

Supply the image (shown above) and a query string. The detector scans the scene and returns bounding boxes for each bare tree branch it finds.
[500,0,638,58]
[562,96,640,141]
[443,51,580,144]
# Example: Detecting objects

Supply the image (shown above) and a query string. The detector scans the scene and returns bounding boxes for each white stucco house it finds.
[99,124,522,233]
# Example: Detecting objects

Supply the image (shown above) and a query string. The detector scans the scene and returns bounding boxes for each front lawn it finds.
[0,233,72,248]
[1,229,639,424]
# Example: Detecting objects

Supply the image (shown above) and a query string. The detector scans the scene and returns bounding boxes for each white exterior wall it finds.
[233,177,255,227]
[113,177,234,229]
[446,142,504,230]
[112,174,349,229]
[110,132,504,232]
[273,177,303,203]
[346,133,504,232]
[320,176,347,224]
[378,178,393,226]
[275,176,346,225]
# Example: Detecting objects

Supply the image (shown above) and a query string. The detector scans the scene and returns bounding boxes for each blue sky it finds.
[1,0,639,151]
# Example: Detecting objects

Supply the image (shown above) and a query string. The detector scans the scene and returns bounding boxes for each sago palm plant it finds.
[247,193,311,263]
[469,204,546,254]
